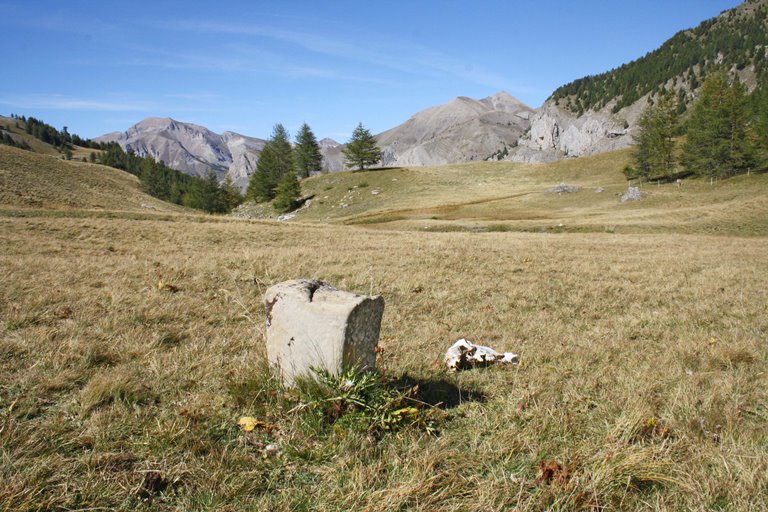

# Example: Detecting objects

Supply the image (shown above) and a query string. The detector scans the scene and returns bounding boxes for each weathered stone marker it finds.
[264,279,384,386]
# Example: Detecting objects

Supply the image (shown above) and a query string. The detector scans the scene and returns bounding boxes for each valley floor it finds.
[2,211,767,510]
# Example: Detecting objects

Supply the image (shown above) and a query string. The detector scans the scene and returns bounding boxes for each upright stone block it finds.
[264,279,384,386]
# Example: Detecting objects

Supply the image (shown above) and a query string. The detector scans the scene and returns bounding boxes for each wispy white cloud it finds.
[0,94,152,112]
[125,43,401,85]
[158,19,517,90]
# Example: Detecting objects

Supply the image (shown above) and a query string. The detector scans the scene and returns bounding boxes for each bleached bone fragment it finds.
[444,338,520,371]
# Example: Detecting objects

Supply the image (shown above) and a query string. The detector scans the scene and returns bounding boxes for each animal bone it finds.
[444,338,520,371]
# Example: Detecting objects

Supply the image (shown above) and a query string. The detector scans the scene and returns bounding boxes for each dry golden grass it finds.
[2,145,768,510]
[0,117,61,156]
[0,145,186,213]
[238,149,768,237]
[2,211,767,510]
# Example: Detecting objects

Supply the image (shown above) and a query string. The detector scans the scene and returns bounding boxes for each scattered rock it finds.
[263,443,281,458]
[620,186,644,203]
[277,212,296,221]
[444,338,519,371]
[264,279,385,386]
[547,183,580,194]
[595,187,605,193]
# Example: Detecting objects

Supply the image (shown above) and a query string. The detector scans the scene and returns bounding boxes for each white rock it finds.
[264,279,384,386]
[263,443,280,458]
[512,103,632,162]
[620,186,644,203]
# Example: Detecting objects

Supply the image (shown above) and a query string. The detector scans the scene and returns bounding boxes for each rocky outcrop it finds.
[221,131,266,190]
[96,118,266,191]
[512,103,634,162]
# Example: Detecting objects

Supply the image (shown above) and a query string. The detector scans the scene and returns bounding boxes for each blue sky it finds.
[1,1,742,141]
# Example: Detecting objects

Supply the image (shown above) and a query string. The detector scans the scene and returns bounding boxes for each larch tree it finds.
[682,74,756,178]
[273,170,302,213]
[632,90,680,180]
[293,123,323,178]
[342,122,382,171]
[247,123,294,202]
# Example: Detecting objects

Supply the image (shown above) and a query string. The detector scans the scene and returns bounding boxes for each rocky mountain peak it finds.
[480,91,531,114]
[373,92,535,167]
[319,138,340,148]
[97,118,266,192]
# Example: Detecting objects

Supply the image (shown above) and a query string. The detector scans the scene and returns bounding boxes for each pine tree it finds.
[682,74,756,178]
[247,145,278,202]
[342,122,382,171]
[273,171,301,213]
[186,170,230,213]
[754,85,768,167]
[293,123,323,178]
[246,123,293,202]
[220,175,243,211]
[632,91,679,179]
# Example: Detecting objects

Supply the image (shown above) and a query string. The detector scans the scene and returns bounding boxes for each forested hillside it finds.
[0,115,241,213]
[550,0,768,115]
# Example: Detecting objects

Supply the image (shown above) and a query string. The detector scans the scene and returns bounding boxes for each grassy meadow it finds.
[238,148,768,238]
[1,146,768,510]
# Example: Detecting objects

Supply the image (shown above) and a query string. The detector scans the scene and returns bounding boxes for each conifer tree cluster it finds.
[682,74,756,178]
[551,3,768,115]
[246,122,324,212]
[628,73,767,181]
[628,92,680,180]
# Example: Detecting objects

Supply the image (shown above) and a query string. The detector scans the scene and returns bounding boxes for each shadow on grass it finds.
[389,374,486,409]
[351,166,404,173]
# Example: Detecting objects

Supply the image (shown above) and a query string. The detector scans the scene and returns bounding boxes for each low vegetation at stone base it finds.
[292,367,442,436]
[2,211,767,510]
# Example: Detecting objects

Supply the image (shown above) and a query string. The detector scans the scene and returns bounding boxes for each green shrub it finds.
[295,367,439,436]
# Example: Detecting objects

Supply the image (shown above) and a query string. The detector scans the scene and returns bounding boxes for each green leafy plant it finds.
[294,367,440,435]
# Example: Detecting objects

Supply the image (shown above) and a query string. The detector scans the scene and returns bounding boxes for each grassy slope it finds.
[1,146,768,510]
[0,144,186,213]
[0,116,62,156]
[240,149,768,237]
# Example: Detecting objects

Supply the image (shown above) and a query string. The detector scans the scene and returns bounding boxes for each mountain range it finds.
[95,118,266,191]
[96,0,768,187]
